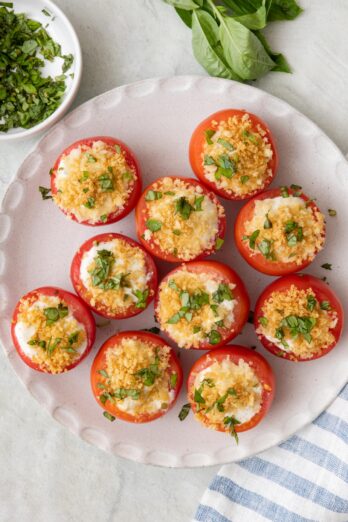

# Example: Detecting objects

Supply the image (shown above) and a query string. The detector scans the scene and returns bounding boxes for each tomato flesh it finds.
[189,109,278,200]
[70,233,158,319]
[234,187,326,276]
[135,176,226,263]
[11,286,96,373]
[187,346,275,433]
[254,274,344,361]
[154,261,250,350]
[51,136,142,226]
[90,331,183,423]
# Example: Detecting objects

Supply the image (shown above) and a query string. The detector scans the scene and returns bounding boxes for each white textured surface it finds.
[1,1,348,521]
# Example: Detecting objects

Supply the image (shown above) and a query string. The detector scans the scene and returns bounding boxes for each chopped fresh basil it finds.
[215,388,237,412]
[114,388,140,400]
[146,219,162,232]
[100,214,108,223]
[242,130,258,145]
[114,144,121,153]
[320,300,331,311]
[39,186,52,200]
[223,416,241,443]
[103,411,116,422]
[205,129,215,144]
[86,153,97,163]
[44,303,68,325]
[167,313,181,324]
[170,372,178,388]
[208,329,221,345]
[98,172,114,191]
[176,196,194,220]
[84,196,95,209]
[204,155,215,165]
[240,175,249,184]
[173,229,181,235]
[134,289,149,309]
[257,239,272,258]
[215,237,224,250]
[321,263,332,270]
[194,388,205,404]
[306,295,317,312]
[98,369,109,378]
[280,186,289,198]
[263,213,272,229]
[259,316,268,326]
[244,229,260,249]
[178,403,191,421]
[328,209,337,217]
[135,358,160,386]
[168,279,179,291]
[213,283,233,303]
[145,190,163,201]
[194,195,204,211]
[217,138,234,151]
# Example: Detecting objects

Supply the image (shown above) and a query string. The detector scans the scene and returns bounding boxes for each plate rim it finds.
[1,75,347,467]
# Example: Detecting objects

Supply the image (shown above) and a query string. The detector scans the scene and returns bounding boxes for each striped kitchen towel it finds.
[194,383,348,522]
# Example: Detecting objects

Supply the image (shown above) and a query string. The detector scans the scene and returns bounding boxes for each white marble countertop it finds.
[1,1,348,521]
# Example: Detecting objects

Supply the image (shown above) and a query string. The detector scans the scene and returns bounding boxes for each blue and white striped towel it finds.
[194,384,348,522]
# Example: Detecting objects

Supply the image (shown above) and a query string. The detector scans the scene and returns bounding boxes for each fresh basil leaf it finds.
[192,10,242,81]
[164,0,201,9]
[175,7,193,27]
[233,0,267,30]
[219,16,275,80]
[254,30,291,72]
[267,0,303,21]
[178,403,191,420]
[146,219,162,232]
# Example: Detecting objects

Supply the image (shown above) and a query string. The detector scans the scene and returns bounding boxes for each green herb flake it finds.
[205,129,215,144]
[204,155,216,165]
[259,316,268,327]
[320,300,331,311]
[280,186,289,198]
[146,219,162,232]
[103,411,116,422]
[223,416,241,444]
[173,229,181,235]
[98,369,109,378]
[100,214,108,223]
[145,190,162,201]
[328,209,337,217]
[307,295,317,312]
[178,403,191,421]
[176,197,194,220]
[194,388,205,404]
[98,172,114,192]
[134,289,149,309]
[86,153,97,163]
[39,186,52,200]
[264,213,272,229]
[217,138,234,151]
[84,197,95,209]
[208,329,222,345]
[215,237,224,250]
[194,195,204,211]
[170,372,178,388]
[240,175,249,184]
[321,263,332,270]
[242,130,258,145]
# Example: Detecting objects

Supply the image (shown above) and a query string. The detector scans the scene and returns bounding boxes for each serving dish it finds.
[0,0,82,142]
[0,75,347,467]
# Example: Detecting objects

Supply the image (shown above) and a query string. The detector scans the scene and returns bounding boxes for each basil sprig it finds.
[164,0,302,82]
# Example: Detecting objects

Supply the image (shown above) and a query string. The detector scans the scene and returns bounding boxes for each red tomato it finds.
[51,136,142,226]
[11,286,96,373]
[254,274,344,361]
[189,109,278,200]
[235,187,325,276]
[135,176,226,263]
[187,346,275,434]
[154,261,250,350]
[70,233,158,319]
[91,331,183,423]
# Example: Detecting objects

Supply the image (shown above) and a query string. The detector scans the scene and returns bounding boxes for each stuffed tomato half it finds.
[235,186,326,276]
[155,261,249,350]
[189,109,278,200]
[71,233,157,319]
[254,274,343,361]
[51,136,142,226]
[135,176,226,262]
[91,331,182,423]
[187,346,275,442]
[11,287,96,373]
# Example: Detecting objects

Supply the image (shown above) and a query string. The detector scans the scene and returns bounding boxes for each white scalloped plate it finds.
[1,76,348,468]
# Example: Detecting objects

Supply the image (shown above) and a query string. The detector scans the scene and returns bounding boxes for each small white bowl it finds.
[0,0,82,142]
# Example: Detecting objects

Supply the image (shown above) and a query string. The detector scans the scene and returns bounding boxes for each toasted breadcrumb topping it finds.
[15,295,86,373]
[256,285,337,358]
[192,357,263,430]
[53,140,137,223]
[202,113,273,196]
[142,177,224,261]
[243,196,325,264]
[98,337,175,415]
[156,267,236,349]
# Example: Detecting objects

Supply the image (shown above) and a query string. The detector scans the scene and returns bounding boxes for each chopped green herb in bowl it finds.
[0,0,82,140]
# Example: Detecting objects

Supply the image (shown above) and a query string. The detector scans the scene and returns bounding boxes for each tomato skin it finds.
[90,331,183,423]
[70,233,158,319]
[187,346,275,433]
[254,274,344,361]
[11,286,96,373]
[189,109,278,201]
[135,176,226,263]
[234,187,326,276]
[51,136,142,226]
[154,261,250,350]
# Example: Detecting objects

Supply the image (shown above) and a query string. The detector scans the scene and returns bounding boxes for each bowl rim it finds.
[0,0,83,142]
